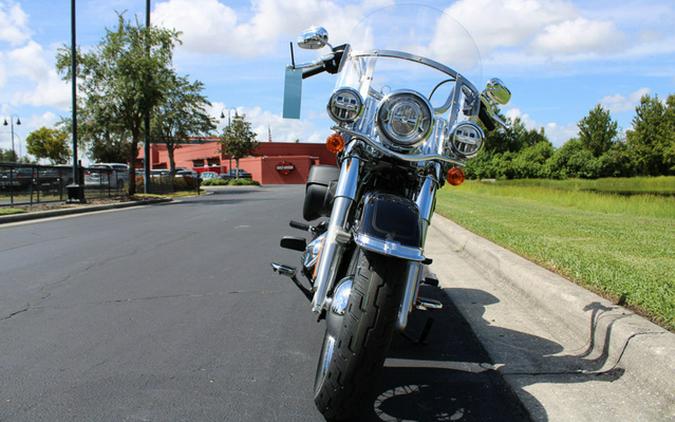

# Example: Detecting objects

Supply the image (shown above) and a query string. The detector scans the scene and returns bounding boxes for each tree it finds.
[56,13,180,194]
[547,138,599,179]
[597,141,636,177]
[59,110,131,164]
[0,148,18,163]
[578,105,618,157]
[511,140,554,178]
[626,94,674,175]
[220,114,258,178]
[25,127,71,164]
[152,73,215,176]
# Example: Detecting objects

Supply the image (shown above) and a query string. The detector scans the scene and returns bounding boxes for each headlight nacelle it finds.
[327,87,364,124]
[376,90,433,149]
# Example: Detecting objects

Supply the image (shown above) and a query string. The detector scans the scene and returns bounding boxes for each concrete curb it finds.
[0,198,172,225]
[426,213,674,421]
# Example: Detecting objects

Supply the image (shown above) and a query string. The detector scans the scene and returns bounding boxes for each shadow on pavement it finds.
[354,285,533,421]
[353,286,625,421]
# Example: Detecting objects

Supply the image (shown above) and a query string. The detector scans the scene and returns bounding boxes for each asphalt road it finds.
[0,186,529,421]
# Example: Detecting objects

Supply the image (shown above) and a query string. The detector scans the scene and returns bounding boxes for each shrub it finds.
[227,178,260,186]
[201,178,227,186]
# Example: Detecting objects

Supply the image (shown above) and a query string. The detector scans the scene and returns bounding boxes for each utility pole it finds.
[67,0,84,202]
[143,0,152,193]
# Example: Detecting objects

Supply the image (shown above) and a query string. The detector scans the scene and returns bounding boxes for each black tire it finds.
[314,249,407,421]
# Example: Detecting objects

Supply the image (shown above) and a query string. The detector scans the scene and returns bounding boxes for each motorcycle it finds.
[272,6,510,420]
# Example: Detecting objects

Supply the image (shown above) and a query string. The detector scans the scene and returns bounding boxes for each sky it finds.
[0,0,674,161]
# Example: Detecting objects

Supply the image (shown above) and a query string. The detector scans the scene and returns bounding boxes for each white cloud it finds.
[153,0,392,56]
[0,2,30,46]
[444,0,657,65]
[6,41,70,109]
[207,101,324,143]
[506,107,577,146]
[531,18,623,55]
[600,87,651,113]
[447,0,577,53]
[0,7,70,110]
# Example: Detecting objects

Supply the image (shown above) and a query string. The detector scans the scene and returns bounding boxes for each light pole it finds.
[2,116,21,159]
[143,0,152,193]
[66,0,84,202]
[220,109,233,173]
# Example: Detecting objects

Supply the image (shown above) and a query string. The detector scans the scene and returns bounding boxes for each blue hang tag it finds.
[283,66,303,119]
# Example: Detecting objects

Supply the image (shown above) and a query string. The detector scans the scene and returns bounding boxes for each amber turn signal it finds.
[326,133,345,154]
[447,167,465,186]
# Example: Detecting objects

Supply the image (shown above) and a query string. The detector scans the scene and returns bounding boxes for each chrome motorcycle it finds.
[272,6,510,420]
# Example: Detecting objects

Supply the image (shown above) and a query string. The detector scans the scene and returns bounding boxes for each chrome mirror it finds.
[483,78,511,105]
[298,26,329,50]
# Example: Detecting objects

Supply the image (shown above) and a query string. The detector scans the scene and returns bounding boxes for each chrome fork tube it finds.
[396,171,438,330]
[311,155,361,313]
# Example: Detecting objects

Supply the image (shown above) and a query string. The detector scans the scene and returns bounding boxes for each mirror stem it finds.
[289,42,296,69]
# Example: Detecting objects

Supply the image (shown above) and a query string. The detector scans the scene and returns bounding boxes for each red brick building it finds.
[139,138,336,184]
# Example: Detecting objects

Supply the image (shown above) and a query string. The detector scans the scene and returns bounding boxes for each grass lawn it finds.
[0,207,26,216]
[132,191,201,200]
[435,179,675,330]
[490,176,675,195]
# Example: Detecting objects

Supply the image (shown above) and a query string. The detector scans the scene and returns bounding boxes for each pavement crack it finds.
[1,305,29,321]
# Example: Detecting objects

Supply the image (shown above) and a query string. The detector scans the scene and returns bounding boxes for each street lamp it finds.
[220,108,233,172]
[3,116,21,158]
[66,0,85,203]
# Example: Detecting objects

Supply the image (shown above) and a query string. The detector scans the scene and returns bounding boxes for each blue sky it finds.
[1,0,674,161]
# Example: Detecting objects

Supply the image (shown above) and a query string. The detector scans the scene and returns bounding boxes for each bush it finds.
[227,178,260,186]
[546,139,600,179]
[201,178,227,186]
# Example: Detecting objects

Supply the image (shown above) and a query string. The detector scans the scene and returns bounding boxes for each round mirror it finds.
[298,26,329,50]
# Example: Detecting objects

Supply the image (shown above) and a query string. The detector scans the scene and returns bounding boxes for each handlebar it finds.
[295,44,350,79]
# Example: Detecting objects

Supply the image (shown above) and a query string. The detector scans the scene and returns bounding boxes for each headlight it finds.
[449,122,484,158]
[327,87,363,123]
[376,90,433,149]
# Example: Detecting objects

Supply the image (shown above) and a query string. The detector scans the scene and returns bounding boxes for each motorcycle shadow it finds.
[354,285,536,422]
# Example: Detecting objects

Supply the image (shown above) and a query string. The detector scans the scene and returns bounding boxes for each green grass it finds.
[132,191,200,200]
[489,176,675,194]
[436,180,675,330]
[0,207,26,216]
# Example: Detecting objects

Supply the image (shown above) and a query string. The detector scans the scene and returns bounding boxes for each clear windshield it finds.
[337,4,482,116]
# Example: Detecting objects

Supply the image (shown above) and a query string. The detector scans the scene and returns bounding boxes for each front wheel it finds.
[314,249,407,421]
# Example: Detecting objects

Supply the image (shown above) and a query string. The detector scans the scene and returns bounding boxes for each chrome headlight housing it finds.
[327,87,363,124]
[375,90,433,149]
[449,121,484,158]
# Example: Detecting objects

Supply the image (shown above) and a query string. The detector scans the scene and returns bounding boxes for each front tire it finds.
[314,249,407,421]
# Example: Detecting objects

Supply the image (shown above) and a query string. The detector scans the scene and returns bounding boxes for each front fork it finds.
[311,151,440,328]
[311,154,361,313]
[397,169,438,330]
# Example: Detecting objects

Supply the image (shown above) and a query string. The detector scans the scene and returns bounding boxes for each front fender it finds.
[354,193,425,261]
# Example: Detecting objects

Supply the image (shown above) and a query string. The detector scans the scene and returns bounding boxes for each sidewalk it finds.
[426,213,674,421]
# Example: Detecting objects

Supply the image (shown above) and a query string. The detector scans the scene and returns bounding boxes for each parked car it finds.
[200,171,220,180]
[176,168,200,179]
[220,169,252,180]
[150,169,170,178]
[85,163,129,188]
